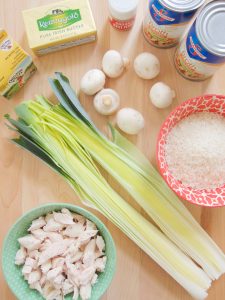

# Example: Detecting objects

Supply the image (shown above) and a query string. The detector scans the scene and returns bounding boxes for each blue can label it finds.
[143,0,198,48]
[149,0,196,25]
[186,21,225,64]
[175,21,225,80]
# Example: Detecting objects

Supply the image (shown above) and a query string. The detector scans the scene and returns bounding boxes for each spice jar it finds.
[108,0,138,31]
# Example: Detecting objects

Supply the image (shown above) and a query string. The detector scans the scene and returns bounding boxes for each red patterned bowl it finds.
[157,94,225,207]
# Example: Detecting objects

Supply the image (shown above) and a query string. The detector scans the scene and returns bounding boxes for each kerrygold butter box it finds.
[0,29,36,99]
[22,0,97,56]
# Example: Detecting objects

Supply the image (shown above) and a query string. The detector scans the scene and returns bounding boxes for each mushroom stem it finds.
[102,95,113,107]
[123,57,130,68]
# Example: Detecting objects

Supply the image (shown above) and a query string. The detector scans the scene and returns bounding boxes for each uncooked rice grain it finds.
[165,112,225,190]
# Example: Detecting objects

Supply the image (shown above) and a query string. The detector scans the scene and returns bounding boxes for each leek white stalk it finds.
[31,102,225,281]
[7,101,211,299]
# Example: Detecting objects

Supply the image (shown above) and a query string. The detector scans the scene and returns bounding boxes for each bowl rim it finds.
[156,94,225,207]
[2,202,117,300]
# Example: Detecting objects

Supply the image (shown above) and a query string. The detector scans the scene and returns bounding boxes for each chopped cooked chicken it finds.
[52,257,65,269]
[43,218,64,232]
[15,247,26,265]
[25,257,37,269]
[78,266,96,286]
[31,229,47,241]
[96,235,105,253]
[53,211,74,225]
[70,251,83,264]
[18,235,42,251]
[15,208,107,300]
[28,269,41,284]
[95,256,107,272]
[62,279,74,295]
[80,283,92,300]
[22,264,32,275]
[72,285,79,300]
[30,281,43,294]
[29,250,40,260]
[46,232,63,243]
[40,274,47,287]
[91,273,98,286]
[28,217,46,231]
[63,223,84,238]
[78,230,98,245]
[73,214,86,225]
[38,240,71,265]
[41,260,52,274]
[83,239,96,267]
[86,220,97,231]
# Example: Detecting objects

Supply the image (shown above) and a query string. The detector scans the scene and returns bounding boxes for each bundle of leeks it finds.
[6,73,225,299]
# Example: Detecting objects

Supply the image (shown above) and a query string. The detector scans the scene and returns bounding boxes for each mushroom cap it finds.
[94,89,120,115]
[134,52,160,79]
[80,69,106,96]
[116,108,145,135]
[102,50,127,78]
[150,82,175,109]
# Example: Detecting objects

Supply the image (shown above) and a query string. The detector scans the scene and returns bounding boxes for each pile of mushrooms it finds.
[80,49,176,135]
[15,208,107,300]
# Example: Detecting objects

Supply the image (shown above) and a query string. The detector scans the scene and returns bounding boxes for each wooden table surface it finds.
[1,0,225,299]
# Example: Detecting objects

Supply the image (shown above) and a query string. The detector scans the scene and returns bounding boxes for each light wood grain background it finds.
[0,0,225,299]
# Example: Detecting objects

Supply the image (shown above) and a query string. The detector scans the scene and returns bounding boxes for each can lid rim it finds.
[196,1,225,57]
[160,0,205,12]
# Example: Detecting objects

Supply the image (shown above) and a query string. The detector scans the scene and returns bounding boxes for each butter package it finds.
[0,29,36,99]
[22,0,97,56]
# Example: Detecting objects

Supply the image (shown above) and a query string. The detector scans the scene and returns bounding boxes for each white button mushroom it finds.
[80,69,106,96]
[102,50,129,78]
[93,89,120,115]
[150,82,175,109]
[134,52,160,79]
[116,108,145,135]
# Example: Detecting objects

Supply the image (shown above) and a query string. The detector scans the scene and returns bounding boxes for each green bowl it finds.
[2,203,116,300]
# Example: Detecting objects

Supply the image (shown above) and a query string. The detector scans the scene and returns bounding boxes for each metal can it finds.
[143,0,205,48]
[174,1,225,81]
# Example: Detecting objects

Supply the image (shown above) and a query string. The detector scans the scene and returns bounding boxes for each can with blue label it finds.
[174,1,225,81]
[143,0,204,48]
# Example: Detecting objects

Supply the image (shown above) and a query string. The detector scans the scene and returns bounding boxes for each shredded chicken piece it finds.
[32,229,47,241]
[28,269,41,284]
[15,209,107,300]
[28,217,46,231]
[18,235,42,251]
[86,220,97,231]
[41,260,52,274]
[91,273,98,286]
[25,257,37,269]
[29,250,40,260]
[63,223,84,238]
[43,218,64,232]
[53,211,74,225]
[15,247,26,265]
[96,235,105,253]
[80,283,92,300]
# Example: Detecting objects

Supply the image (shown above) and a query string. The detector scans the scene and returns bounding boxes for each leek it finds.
[44,73,225,281]
[6,102,211,300]
[5,72,225,299]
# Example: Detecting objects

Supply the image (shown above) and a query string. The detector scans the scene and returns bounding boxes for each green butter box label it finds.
[37,9,81,31]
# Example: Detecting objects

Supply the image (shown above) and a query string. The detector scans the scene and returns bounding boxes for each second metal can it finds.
[143,0,205,48]
[174,0,225,81]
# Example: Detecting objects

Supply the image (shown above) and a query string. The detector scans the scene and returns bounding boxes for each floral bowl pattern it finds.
[157,94,225,207]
